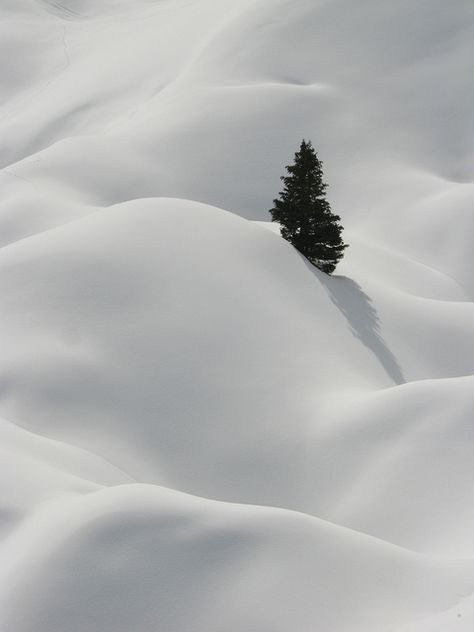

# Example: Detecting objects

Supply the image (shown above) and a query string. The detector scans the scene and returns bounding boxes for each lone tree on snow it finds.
[269,140,347,274]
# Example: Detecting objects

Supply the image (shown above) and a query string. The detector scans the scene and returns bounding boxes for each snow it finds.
[0,1,473,631]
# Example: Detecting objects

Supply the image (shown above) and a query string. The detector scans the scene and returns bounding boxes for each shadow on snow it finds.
[306,260,405,385]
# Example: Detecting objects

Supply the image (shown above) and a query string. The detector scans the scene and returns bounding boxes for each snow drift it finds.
[0,1,473,631]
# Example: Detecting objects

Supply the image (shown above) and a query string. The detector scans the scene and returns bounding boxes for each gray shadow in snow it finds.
[309,264,405,385]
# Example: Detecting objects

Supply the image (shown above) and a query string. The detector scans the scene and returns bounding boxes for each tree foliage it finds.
[269,140,347,274]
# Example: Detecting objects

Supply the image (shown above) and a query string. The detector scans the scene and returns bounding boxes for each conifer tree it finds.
[269,140,347,274]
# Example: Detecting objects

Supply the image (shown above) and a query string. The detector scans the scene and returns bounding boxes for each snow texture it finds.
[0,1,473,631]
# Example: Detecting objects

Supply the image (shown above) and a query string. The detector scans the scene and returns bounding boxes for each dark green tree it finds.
[269,140,347,274]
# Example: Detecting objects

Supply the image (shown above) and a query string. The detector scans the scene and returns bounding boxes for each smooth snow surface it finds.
[1,1,473,631]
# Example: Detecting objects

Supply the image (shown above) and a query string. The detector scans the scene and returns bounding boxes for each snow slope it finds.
[0,1,473,631]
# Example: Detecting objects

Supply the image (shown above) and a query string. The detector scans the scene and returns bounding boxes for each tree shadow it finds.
[306,262,405,385]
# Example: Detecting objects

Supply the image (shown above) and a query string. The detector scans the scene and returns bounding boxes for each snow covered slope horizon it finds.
[1,1,473,631]
[2,0,473,292]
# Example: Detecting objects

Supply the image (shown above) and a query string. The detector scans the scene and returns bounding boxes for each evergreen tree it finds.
[269,140,347,274]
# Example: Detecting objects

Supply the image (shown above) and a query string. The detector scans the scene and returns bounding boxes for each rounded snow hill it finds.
[0,0,473,630]
[0,196,471,476]
[1,484,474,632]
[0,197,473,632]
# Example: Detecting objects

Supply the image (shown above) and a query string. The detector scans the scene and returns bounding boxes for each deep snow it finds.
[0,1,473,631]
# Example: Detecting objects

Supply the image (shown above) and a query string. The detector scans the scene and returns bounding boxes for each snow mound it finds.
[1,0,473,630]
[2,485,473,632]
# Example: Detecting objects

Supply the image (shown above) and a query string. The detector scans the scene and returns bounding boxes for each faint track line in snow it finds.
[40,0,84,21]
[61,26,71,70]
[1,169,35,188]
[217,81,335,93]
[0,23,72,130]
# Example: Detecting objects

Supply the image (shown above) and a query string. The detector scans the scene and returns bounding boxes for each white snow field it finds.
[0,1,473,631]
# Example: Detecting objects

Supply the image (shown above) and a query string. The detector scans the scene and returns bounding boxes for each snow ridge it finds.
[0,1,473,631]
